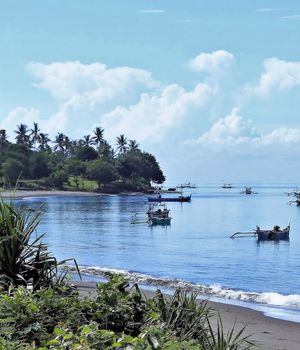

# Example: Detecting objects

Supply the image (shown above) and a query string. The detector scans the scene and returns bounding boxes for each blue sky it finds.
[1,0,300,183]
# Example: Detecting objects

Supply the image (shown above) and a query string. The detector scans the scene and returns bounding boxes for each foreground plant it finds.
[0,196,78,291]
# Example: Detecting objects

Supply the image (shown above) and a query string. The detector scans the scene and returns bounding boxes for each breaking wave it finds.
[74,266,300,309]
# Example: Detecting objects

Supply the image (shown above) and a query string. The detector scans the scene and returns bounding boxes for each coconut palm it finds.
[116,134,128,154]
[30,122,41,148]
[79,135,93,147]
[128,139,139,151]
[92,127,105,147]
[53,133,66,152]
[38,132,51,151]
[0,129,9,152]
[15,123,31,147]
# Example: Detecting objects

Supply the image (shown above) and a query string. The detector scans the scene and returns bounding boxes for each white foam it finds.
[75,266,300,309]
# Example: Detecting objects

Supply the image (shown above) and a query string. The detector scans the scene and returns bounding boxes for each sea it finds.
[15,184,300,323]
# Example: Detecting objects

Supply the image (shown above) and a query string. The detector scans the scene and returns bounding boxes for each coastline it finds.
[0,190,145,198]
[74,280,300,350]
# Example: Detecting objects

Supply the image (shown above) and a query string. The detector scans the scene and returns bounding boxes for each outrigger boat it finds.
[176,182,197,189]
[147,194,191,202]
[240,186,257,195]
[222,183,232,189]
[147,203,171,225]
[286,190,300,206]
[231,223,290,241]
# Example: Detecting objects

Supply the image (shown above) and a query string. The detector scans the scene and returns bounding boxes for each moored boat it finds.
[256,224,290,241]
[222,183,232,189]
[150,216,171,225]
[147,194,191,202]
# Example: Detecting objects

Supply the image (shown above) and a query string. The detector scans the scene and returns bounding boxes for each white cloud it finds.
[187,108,300,147]
[189,50,235,74]
[101,83,214,142]
[27,61,159,108]
[0,107,68,140]
[281,14,300,19]
[260,128,300,145]
[246,58,300,97]
[188,108,257,145]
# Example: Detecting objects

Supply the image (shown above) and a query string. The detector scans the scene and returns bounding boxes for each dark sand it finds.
[74,281,300,350]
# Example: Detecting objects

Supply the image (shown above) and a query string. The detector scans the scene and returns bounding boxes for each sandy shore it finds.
[74,281,300,350]
[0,190,144,198]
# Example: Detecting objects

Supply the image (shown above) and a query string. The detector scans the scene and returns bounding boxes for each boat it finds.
[222,183,232,189]
[286,190,300,206]
[231,223,290,241]
[147,203,171,225]
[176,182,197,189]
[147,203,170,218]
[256,225,290,241]
[240,186,257,195]
[147,194,191,202]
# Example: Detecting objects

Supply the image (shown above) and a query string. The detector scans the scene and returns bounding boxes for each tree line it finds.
[0,123,165,191]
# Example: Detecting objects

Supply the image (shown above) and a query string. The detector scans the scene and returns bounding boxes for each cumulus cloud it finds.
[187,108,300,147]
[101,83,214,142]
[246,58,300,97]
[27,61,159,108]
[0,107,68,140]
[188,108,257,145]
[189,50,235,74]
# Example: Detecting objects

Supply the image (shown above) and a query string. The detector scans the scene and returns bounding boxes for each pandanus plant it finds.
[0,196,79,291]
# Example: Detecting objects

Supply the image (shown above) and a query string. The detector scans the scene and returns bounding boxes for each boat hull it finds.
[147,196,191,202]
[150,217,171,225]
[257,229,290,241]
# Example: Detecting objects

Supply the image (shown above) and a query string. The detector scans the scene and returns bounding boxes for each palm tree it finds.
[99,140,114,160]
[92,127,105,147]
[53,133,66,152]
[38,133,51,151]
[15,124,31,147]
[128,139,139,151]
[0,129,9,152]
[116,134,128,154]
[30,122,41,148]
[79,135,93,147]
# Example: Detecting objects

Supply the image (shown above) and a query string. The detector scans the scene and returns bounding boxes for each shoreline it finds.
[0,189,146,198]
[74,280,300,350]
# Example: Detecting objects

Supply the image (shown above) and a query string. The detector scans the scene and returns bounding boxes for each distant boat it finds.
[231,223,290,241]
[147,194,191,202]
[240,186,257,195]
[176,182,197,189]
[222,183,232,189]
[287,190,300,206]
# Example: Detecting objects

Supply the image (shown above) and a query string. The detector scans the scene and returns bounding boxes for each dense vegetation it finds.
[0,197,253,349]
[0,124,165,192]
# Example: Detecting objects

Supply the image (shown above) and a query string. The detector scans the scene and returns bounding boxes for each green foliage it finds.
[29,152,51,179]
[49,170,68,189]
[1,159,24,186]
[87,160,119,189]
[75,146,98,162]
[0,273,254,349]
[0,197,77,291]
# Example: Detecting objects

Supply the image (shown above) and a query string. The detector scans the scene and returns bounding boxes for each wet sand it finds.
[74,281,300,350]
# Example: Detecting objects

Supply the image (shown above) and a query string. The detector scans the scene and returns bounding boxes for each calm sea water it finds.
[16,184,300,321]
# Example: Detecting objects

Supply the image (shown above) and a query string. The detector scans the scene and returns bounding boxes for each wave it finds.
[73,266,300,309]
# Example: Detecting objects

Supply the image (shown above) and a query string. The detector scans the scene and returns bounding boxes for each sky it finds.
[1,0,300,183]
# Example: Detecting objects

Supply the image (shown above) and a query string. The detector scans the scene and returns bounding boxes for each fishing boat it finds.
[286,190,300,206]
[176,182,197,189]
[147,194,191,202]
[240,186,257,195]
[231,223,290,241]
[147,203,171,225]
[256,225,290,241]
[222,183,232,189]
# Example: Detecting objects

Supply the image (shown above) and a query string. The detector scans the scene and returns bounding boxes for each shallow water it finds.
[16,184,300,320]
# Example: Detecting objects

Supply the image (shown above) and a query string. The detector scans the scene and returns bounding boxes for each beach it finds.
[75,280,300,350]
[7,189,300,349]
